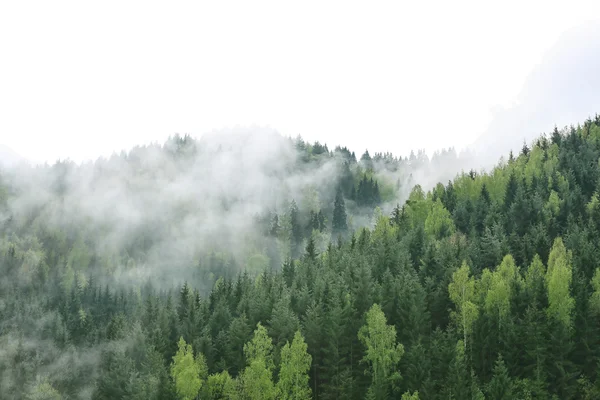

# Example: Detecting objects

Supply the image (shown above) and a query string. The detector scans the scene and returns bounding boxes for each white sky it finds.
[1,0,599,164]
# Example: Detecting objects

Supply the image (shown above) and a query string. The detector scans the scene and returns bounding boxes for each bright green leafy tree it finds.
[358,303,405,399]
[277,330,312,400]
[170,337,208,400]
[241,323,276,400]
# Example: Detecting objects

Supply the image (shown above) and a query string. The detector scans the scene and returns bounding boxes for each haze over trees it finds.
[2,115,600,398]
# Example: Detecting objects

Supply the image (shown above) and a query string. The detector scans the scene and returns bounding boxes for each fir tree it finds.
[332,186,348,235]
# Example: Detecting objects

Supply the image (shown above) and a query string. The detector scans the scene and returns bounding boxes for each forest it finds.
[2,115,600,399]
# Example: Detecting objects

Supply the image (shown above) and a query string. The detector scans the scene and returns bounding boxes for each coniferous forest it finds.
[3,116,600,399]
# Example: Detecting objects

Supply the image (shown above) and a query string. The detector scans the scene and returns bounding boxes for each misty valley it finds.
[3,116,600,399]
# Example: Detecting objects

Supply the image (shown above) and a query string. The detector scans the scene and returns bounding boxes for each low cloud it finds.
[472,21,600,169]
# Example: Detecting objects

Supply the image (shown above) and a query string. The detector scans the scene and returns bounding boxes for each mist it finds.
[1,16,599,398]
[471,21,600,169]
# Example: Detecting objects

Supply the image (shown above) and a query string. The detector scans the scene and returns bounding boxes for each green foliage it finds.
[546,238,574,328]
[203,371,238,399]
[241,323,276,399]
[332,186,348,234]
[170,337,208,400]
[486,355,513,400]
[525,254,546,303]
[401,390,420,400]
[358,303,405,399]
[590,268,600,316]
[3,115,600,399]
[27,380,62,400]
[424,199,455,240]
[277,331,312,400]
[246,252,270,275]
[449,261,478,349]
[484,254,520,326]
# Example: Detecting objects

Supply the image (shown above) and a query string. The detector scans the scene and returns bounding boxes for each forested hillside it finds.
[2,115,600,399]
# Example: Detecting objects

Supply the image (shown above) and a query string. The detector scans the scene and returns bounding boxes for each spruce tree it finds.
[486,355,513,400]
[289,200,303,259]
[305,236,318,261]
[332,187,348,235]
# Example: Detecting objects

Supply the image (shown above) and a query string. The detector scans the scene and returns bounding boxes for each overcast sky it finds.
[1,0,599,164]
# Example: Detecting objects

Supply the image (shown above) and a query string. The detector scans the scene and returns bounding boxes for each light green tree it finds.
[277,330,312,400]
[449,261,478,350]
[203,371,239,399]
[524,254,546,303]
[424,199,455,239]
[241,323,276,400]
[27,379,62,400]
[545,190,562,217]
[358,303,404,399]
[401,391,420,400]
[485,254,520,328]
[545,238,574,328]
[589,268,600,316]
[170,337,208,400]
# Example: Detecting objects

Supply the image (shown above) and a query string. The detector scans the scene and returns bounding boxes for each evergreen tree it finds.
[332,186,348,235]
[486,355,513,400]
[289,200,303,259]
[305,236,318,261]
[93,348,134,400]
[444,340,471,399]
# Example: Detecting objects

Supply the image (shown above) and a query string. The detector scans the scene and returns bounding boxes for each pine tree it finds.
[93,348,135,400]
[289,200,303,259]
[332,186,348,235]
[486,355,513,400]
[361,150,374,171]
[226,313,252,376]
[521,140,530,157]
[445,340,471,400]
[268,294,300,350]
[305,236,318,261]
[178,282,191,323]
[270,213,280,236]
[391,203,402,227]
[504,172,519,212]
[302,303,322,397]
[317,210,326,231]
[551,125,562,145]
[321,293,355,400]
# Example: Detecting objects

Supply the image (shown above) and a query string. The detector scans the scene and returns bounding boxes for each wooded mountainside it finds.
[2,115,600,399]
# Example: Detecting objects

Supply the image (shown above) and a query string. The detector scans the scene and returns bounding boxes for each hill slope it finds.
[1,116,600,398]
